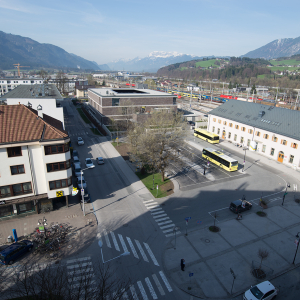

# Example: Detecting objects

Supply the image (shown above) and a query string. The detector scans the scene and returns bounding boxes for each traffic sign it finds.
[189,273,194,277]
[81,189,85,196]
[185,217,191,221]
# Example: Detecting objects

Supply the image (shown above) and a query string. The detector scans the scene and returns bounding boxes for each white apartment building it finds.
[0,78,44,96]
[0,84,65,129]
[208,100,300,169]
[0,105,72,218]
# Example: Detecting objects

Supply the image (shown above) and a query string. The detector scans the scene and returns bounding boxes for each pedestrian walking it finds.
[181,259,185,271]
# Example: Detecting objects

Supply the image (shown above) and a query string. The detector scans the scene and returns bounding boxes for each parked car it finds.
[229,199,252,214]
[72,150,79,157]
[80,188,91,203]
[77,177,87,189]
[73,156,80,165]
[97,157,104,165]
[73,162,83,177]
[243,281,278,300]
[77,137,84,145]
[188,121,195,126]
[0,240,33,265]
[85,158,94,169]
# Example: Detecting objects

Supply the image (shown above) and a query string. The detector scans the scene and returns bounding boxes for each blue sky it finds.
[0,0,299,64]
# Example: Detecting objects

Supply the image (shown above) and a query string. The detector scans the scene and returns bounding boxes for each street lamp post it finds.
[242,146,247,172]
[80,165,95,216]
[292,232,300,264]
[98,241,130,264]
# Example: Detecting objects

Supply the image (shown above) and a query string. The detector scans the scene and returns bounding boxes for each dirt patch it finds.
[114,143,131,160]
[160,181,174,196]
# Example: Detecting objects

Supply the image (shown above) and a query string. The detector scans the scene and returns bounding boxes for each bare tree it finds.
[127,110,187,182]
[55,71,68,94]
[258,248,269,269]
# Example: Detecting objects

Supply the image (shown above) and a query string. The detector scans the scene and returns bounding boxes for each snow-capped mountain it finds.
[103,52,203,72]
[242,36,300,59]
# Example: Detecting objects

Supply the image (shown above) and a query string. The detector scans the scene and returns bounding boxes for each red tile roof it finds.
[0,105,68,144]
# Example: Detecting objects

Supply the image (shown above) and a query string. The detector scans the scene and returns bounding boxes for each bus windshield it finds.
[231,161,238,167]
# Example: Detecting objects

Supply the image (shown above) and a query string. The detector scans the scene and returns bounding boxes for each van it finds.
[0,240,33,265]
[73,162,83,177]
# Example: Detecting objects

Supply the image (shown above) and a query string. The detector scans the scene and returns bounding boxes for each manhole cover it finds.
[123,224,128,227]
[205,239,210,243]
[68,245,72,249]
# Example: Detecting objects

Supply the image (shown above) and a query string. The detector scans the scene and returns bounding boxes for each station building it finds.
[0,105,71,218]
[208,100,300,169]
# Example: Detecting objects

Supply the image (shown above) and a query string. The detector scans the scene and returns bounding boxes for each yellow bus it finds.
[202,148,238,171]
[194,129,219,144]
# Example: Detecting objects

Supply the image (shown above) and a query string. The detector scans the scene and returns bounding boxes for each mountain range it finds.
[0,31,99,70]
[242,36,300,59]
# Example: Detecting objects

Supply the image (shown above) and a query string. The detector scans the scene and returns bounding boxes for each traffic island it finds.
[209,225,220,232]
[256,211,267,217]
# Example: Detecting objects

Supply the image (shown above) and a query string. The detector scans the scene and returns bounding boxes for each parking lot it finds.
[166,143,249,191]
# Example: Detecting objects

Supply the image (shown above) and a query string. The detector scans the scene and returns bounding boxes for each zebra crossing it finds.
[69,131,88,137]
[97,230,159,266]
[143,200,181,237]
[66,256,172,299]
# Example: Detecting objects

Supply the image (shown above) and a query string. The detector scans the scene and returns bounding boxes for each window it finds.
[235,125,239,129]
[234,134,237,141]
[272,136,278,142]
[218,119,221,124]
[228,132,231,139]
[213,118,216,122]
[248,129,253,134]
[44,143,69,155]
[291,143,298,149]
[217,128,220,135]
[289,155,294,164]
[240,137,244,143]
[262,145,266,153]
[173,97,176,105]
[223,121,227,125]
[229,123,233,127]
[46,160,71,172]
[7,147,22,157]
[281,139,287,145]
[247,139,250,146]
[0,182,32,198]
[112,98,120,106]
[212,126,215,133]
[270,148,275,156]
[256,131,260,137]
[49,177,72,190]
[263,134,269,139]
[241,127,246,132]
[10,165,25,175]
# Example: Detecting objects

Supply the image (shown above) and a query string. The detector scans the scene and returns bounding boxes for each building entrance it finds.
[277,151,284,163]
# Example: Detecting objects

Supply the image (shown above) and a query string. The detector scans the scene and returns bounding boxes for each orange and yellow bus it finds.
[194,129,219,144]
[202,148,238,171]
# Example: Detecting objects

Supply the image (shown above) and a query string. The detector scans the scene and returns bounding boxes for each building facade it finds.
[208,100,300,169]
[0,105,72,218]
[0,78,44,96]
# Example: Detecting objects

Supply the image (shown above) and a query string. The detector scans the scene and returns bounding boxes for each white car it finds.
[85,158,95,169]
[77,137,84,145]
[244,281,278,300]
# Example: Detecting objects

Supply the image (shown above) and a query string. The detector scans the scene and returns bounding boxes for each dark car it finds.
[0,240,33,265]
[80,188,91,203]
[72,150,79,157]
[229,200,252,214]
[188,121,195,126]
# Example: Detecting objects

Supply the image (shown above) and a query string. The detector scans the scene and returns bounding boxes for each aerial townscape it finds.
[1,1,300,300]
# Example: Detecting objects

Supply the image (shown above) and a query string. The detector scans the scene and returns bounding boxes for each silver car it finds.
[97,157,104,165]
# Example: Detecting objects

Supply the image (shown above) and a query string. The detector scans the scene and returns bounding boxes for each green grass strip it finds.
[76,108,91,124]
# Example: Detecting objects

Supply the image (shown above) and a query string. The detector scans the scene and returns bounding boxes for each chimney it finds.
[37,104,43,118]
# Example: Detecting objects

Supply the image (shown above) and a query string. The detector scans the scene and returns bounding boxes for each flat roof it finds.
[89,88,173,97]
[204,147,238,162]
[0,84,62,100]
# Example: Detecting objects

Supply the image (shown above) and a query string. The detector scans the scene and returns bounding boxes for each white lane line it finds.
[130,285,139,300]
[163,228,173,233]
[121,288,129,299]
[144,202,158,207]
[126,237,139,259]
[145,277,158,299]
[67,262,92,269]
[144,243,159,266]
[165,232,181,237]
[68,267,93,276]
[118,234,128,253]
[71,280,95,288]
[152,274,165,296]
[137,281,149,300]
[103,229,111,248]
[143,200,154,204]
[150,208,162,212]
[110,232,120,251]
[151,211,165,216]
[157,220,172,226]
[147,205,160,210]
[160,224,175,229]
[155,217,170,222]
[67,257,91,264]
[135,240,149,262]
[68,274,94,282]
[159,271,173,292]
[152,213,167,219]
[96,232,102,239]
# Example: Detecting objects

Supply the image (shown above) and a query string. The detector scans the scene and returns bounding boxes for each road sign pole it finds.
[185,221,188,236]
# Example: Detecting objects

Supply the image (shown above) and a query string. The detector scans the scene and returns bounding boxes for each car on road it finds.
[0,240,33,265]
[97,157,104,165]
[85,158,94,168]
[229,199,252,214]
[77,137,84,145]
[73,163,83,177]
[80,188,91,203]
[77,177,87,189]
[243,280,278,300]
[72,150,79,157]
[73,156,80,165]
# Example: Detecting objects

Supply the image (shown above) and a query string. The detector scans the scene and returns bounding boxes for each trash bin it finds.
[7,236,13,243]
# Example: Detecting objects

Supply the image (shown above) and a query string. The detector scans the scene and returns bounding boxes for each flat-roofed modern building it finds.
[208,100,300,169]
[0,78,44,96]
[88,88,177,124]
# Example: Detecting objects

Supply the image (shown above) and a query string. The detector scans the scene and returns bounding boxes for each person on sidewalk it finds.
[181,259,185,271]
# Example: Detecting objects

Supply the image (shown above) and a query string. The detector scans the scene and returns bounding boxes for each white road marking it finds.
[126,237,139,259]
[68,267,93,276]
[159,271,173,292]
[294,184,297,191]
[163,228,174,233]
[67,262,92,269]
[152,274,165,296]
[135,240,149,262]
[121,288,129,299]
[151,210,165,215]
[68,273,93,282]
[152,213,167,219]
[143,200,154,204]
[144,243,159,266]
[160,224,175,229]
[103,229,111,248]
[146,205,160,210]
[67,257,91,264]
[137,281,149,300]
[118,234,128,253]
[71,280,95,288]
[145,277,158,299]
[130,285,139,300]
[144,202,158,207]
[110,231,120,251]
[150,208,163,212]
[155,217,170,222]
[157,220,172,226]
